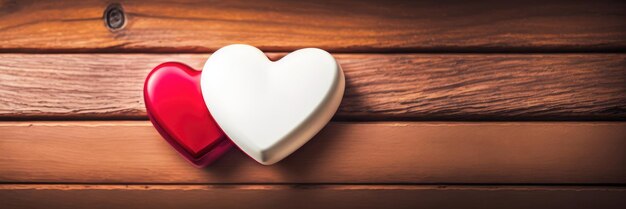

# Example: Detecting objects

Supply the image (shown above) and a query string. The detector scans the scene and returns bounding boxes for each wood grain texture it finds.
[0,0,625,52]
[1,121,624,184]
[1,185,625,209]
[1,54,625,120]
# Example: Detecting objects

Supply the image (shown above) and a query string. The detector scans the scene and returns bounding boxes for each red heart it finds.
[144,62,232,167]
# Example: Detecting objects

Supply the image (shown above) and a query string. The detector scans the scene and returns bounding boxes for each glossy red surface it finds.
[144,62,232,167]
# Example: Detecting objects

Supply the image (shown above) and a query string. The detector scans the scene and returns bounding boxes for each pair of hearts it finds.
[144,44,345,167]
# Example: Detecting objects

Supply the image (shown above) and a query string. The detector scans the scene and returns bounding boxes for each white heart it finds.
[201,44,345,165]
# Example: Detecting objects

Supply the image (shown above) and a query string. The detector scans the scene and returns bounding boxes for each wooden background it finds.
[1,0,625,208]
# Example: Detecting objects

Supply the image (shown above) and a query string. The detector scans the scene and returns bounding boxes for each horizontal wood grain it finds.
[1,54,625,120]
[0,0,625,52]
[1,121,624,184]
[1,184,625,209]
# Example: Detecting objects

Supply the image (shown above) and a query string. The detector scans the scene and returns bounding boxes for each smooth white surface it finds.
[201,44,345,165]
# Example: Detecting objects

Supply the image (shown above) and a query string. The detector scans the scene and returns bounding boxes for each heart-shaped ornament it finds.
[201,44,345,165]
[144,62,232,167]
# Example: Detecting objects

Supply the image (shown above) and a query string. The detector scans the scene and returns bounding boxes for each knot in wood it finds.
[104,4,125,30]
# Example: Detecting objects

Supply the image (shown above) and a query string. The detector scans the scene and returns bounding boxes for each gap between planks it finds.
[1,184,625,191]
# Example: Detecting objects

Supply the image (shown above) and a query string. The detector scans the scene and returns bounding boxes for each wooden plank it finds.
[1,121,624,184]
[1,54,624,120]
[0,0,624,52]
[1,184,625,209]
